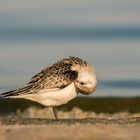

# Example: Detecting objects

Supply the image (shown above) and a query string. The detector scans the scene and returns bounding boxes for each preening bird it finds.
[0,56,97,119]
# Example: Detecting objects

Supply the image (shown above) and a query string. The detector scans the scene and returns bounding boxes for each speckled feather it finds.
[0,56,88,97]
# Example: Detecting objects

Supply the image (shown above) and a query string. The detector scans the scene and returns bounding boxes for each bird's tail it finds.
[0,90,16,98]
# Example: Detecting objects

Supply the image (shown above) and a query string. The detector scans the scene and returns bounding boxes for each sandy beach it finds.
[0,97,140,140]
[0,121,140,140]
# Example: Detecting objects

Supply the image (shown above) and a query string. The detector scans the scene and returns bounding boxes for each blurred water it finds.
[0,27,140,97]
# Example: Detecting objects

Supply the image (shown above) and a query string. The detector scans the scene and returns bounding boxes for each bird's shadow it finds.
[0,98,44,116]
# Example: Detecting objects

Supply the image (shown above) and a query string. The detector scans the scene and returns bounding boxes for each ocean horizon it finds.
[0,0,140,97]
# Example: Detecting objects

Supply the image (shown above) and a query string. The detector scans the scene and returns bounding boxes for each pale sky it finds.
[0,0,140,29]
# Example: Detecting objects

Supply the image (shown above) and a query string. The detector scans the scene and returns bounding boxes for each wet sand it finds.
[0,97,140,140]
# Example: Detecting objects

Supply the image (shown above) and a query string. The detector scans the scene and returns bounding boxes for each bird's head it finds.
[70,57,97,95]
[74,65,97,95]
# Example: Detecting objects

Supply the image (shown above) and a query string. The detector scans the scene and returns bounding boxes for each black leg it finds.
[52,106,58,120]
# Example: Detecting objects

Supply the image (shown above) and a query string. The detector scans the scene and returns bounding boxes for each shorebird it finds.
[0,56,97,119]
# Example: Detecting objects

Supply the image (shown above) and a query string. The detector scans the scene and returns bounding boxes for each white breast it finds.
[11,83,78,106]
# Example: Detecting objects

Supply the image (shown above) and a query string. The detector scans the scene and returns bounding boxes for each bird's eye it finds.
[80,82,85,85]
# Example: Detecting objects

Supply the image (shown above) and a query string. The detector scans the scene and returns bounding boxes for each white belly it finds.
[11,83,78,106]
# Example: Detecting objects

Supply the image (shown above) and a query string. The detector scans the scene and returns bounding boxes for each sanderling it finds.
[0,56,97,119]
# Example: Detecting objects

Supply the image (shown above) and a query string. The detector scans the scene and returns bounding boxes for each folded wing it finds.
[0,61,78,98]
